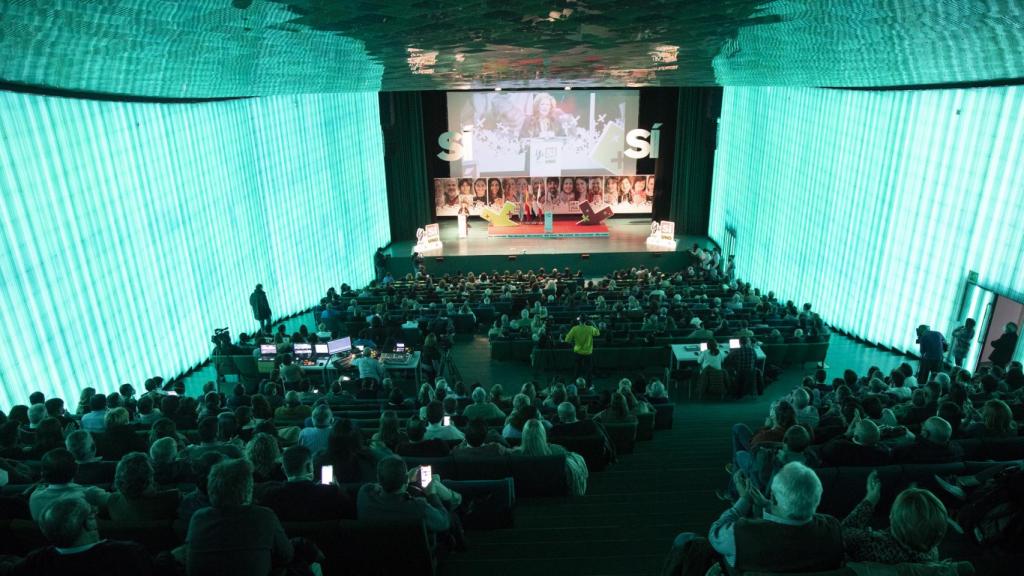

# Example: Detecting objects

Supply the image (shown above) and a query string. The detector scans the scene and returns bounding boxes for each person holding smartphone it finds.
[356,457,454,536]
[422,401,465,442]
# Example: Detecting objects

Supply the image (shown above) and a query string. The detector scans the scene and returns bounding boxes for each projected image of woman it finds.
[488,178,504,206]
[573,178,587,202]
[605,177,620,206]
[647,175,655,198]
[560,177,575,207]
[632,176,648,206]
[458,178,474,206]
[473,178,488,207]
[520,93,562,139]
[505,178,520,202]
[620,177,634,205]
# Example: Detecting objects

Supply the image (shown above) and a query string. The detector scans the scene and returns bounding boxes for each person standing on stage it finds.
[250,284,272,334]
[458,201,472,230]
[564,315,600,386]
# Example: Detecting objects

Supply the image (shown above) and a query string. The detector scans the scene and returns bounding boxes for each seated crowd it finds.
[0,263,693,574]
[666,356,1024,574]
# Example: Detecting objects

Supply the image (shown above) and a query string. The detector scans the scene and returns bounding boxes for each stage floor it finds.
[394,218,709,258]
[487,221,609,238]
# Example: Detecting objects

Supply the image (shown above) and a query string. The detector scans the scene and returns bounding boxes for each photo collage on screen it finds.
[434,175,654,216]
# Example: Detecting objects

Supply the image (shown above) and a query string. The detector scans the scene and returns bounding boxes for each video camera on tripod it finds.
[211,327,231,349]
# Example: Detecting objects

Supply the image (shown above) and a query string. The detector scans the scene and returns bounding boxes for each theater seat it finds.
[653,403,674,430]
[636,412,655,441]
[282,519,435,576]
[603,421,638,455]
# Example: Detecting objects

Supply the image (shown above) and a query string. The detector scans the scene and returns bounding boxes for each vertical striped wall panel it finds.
[0,91,390,406]
[709,86,1024,355]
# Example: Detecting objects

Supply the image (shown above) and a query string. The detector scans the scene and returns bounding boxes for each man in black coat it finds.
[250,284,272,333]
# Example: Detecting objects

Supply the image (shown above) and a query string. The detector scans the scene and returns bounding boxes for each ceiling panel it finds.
[0,0,1022,98]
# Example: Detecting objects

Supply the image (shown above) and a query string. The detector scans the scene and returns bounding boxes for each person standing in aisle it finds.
[949,318,976,367]
[564,315,600,386]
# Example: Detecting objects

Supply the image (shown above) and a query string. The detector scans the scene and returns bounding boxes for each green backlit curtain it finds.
[0,91,390,406]
[709,86,1024,354]
[668,87,722,236]
[381,92,430,241]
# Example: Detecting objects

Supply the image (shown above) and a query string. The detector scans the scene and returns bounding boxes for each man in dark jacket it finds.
[260,446,354,521]
[250,284,272,334]
[893,417,962,464]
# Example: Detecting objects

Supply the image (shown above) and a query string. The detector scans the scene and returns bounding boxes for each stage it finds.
[388,217,716,277]
[487,221,609,239]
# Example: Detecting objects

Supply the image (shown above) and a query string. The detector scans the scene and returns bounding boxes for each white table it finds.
[665,344,767,398]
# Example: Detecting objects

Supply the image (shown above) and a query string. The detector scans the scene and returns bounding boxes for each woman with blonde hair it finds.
[843,471,948,563]
[965,399,1017,438]
[514,419,588,495]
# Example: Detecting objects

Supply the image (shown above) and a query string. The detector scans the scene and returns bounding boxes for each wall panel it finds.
[709,86,1024,354]
[0,91,389,406]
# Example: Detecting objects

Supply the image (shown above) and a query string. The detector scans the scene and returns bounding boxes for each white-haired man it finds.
[8,497,152,575]
[298,404,334,455]
[707,461,842,572]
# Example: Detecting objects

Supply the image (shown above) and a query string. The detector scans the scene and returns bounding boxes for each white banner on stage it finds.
[646,220,678,249]
[414,223,444,253]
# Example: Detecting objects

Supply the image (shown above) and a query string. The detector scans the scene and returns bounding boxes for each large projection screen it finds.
[442,90,649,215]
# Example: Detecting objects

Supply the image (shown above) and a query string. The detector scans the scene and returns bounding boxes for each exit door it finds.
[951,281,1024,372]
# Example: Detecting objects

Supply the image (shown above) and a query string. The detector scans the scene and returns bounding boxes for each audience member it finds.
[260,445,354,521]
[842,471,948,563]
[8,497,154,576]
[186,458,294,576]
[29,448,109,522]
[107,452,180,521]
[298,404,334,455]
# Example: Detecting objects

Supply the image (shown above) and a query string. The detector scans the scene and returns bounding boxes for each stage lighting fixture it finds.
[564,86,571,91]
[494,87,501,91]
[508,255,517,261]
[580,254,590,259]
[434,257,444,262]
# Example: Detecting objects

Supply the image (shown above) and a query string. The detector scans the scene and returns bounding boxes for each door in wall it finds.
[975,294,1024,369]
[949,282,996,373]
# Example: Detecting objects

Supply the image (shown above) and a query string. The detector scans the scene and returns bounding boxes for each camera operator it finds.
[564,315,600,386]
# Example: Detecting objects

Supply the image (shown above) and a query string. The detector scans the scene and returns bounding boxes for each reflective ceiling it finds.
[1,0,1023,98]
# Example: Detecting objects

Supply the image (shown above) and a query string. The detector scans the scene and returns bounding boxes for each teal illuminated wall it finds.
[0,91,390,407]
[709,86,1024,354]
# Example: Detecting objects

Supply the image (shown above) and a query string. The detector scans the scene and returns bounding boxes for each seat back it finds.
[603,421,638,455]
[653,403,674,430]
[636,412,655,441]
[700,367,728,399]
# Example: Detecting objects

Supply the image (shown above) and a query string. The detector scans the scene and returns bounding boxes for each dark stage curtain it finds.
[668,87,722,236]
[380,92,431,242]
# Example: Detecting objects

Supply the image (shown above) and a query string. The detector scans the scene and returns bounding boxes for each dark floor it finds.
[439,334,907,576]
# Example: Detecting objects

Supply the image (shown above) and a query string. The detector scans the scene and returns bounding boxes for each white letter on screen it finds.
[624,128,651,159]
[437,131,462,161]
